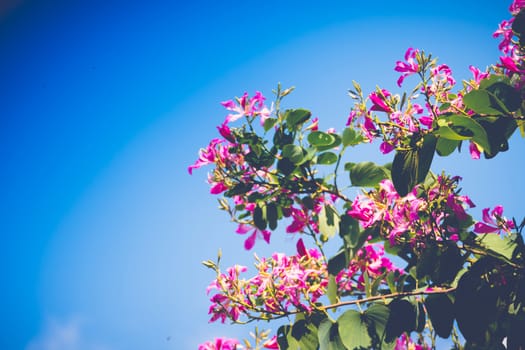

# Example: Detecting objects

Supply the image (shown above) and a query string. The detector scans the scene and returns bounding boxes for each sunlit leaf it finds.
[348,161,389,188]
[338,310,371,350]
[317,152,338,165]
[282,144,305,164]
[319,204,340,241]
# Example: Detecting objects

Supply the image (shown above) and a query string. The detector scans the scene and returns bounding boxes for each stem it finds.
[320,286,456,312]
[333,148,345,195]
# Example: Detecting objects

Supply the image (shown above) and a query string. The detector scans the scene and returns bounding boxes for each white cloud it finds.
[26,317,113,350]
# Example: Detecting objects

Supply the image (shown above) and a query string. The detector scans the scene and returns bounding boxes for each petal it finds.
[474,222,499,234]
[244,231,257,250]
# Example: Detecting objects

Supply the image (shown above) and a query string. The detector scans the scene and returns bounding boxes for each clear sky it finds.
[1,0,524,349]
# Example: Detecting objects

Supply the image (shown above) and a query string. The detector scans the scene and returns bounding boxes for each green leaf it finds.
[391,133,437,197]
[286,109,312,130]
[277,157,296,176]
[479,74,511,90]
[273,129,294,149]
[486,82,522,113]
[318,319,346,350]
[308,131,336,147]
[425,294,454,338]
[282,144,305,164]
[328,249,348,276]
[267,202,278,230]
[348,161,389,188]
[277,325,300,350]
[463,89,506,116]
[434,125,471,141]
[342,127,365,147]
[291,319,320,350]
[474,116,517,158]
[339,214,361,248]
[253,204,267,230]
[475,233,517,261]
[307,131,342,151]
[415,248,439,283]
[317,152,338,165]
[435,137,459,156]
[385,299,417,342]
[441,114,491,153]
[319,204,340,242]
[263,117,278,132]
[327,275,339,306]
[338,310,371,350]
[224,182,253,197]
[365,303,395,350]
[455,259,500,344]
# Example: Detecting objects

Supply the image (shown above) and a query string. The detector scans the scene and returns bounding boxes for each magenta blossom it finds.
[188,138,224,175]
[395,47,419,87]
[336,243,403,293]
[222,91,268,124]
[369,89,393,113]
[262,336,279,349]
[493,19,515,54]
[236,223,271,250]
[474,205,515,234]
[469,65,490,86]
[500,55,525,74]
[198,337,241,350]
[510,0,525,14]
[469,142,481,159]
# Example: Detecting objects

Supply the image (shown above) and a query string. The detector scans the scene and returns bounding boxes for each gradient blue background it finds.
[2,0,524,349]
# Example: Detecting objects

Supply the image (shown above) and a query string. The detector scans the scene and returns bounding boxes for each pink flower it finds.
[263,336,279,349]
[469,65,490,86]
[369,90,393,113]
[336,243,402,292]
[380,141,395,154]
[418,115,434,128]
[188,139,224,174]
[510,0,525,14]
[346,110,357,126]
[474,205,515,234]
[198,337,241,350]
[430,64,456,91]
[222,92,268,123]
[209,177,228,194]
[236,223,271,250]
[469,141,481,159]
[395,48,419,87]
[500,55,525,74]
[493,19,515,54]
[286,206,309,233]
[217,122,235,143]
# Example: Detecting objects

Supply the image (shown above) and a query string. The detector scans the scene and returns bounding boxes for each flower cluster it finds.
[336,243,402,293]
[494,1,525,86]
[206,246,328,323]
[348,175,475,247]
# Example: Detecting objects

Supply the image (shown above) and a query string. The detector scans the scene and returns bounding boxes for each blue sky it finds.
[1,0,524,349]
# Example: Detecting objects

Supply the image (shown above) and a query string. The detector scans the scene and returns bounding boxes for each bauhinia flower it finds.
[395,47,420,87]
[474,205,515,234]
[222,92,269,124]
